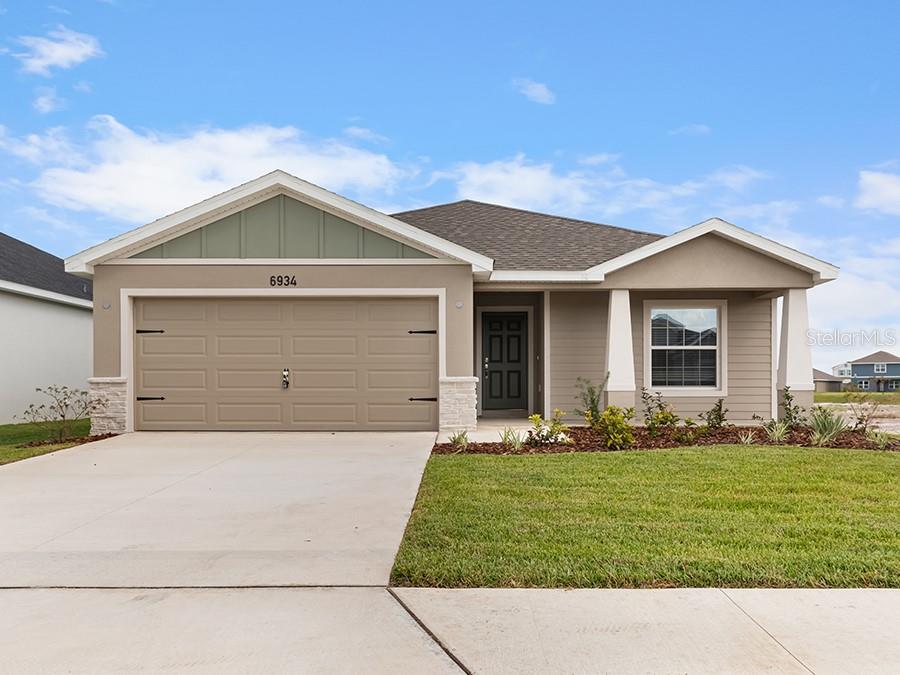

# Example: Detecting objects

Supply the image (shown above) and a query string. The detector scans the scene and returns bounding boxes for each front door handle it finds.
[282,368,290,389]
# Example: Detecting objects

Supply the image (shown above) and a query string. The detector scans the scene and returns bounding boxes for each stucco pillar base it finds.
[777,387,814,420]
[88,377,127,435]
[439,377,478,432]
[605,390,637,411]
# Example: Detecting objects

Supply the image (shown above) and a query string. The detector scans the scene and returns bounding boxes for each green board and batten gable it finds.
[132,194,434,260]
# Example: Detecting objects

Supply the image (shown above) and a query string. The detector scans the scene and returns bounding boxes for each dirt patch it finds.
[433,425,900,455]
[18,433,118,449]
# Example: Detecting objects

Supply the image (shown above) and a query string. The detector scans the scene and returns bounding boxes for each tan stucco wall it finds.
[547,290,775,423]
[602,234,814,289]
[91,263,473,378]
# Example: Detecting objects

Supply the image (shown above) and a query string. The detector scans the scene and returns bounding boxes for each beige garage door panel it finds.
[134,297,438,431]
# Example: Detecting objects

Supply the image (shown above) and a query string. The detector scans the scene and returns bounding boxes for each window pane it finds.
[683,350,700,386]
[699,350,717,386]
[651,350,668,386]
[650,311,669,346]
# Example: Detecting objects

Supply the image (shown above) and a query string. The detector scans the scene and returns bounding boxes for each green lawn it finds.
[0,419,91,466]
[815,391,900,404]
[391,445,900,588]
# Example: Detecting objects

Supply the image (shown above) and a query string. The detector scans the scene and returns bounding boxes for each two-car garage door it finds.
[134,297,438,431]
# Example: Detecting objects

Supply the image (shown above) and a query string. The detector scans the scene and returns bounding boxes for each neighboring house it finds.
[813,368,843,393]
[64,170,838,434]
[845,351,900,392]
[0,232,93,423]
[832,362,852,378]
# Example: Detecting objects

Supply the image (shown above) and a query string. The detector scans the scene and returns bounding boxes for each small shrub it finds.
[526,409,571,446]
[846,391,882,432]
[780,386,807,429]
[594,406,635,450]
[763,419,790,443]
[700,399,729,430]
[867,430,893,450]
[18,385,106,443]
[738,429,756,445]
[499,427,525,451]
[448,429,469,451]
[808,407,847,447]
[673,417,698,445]
[641,388,679,436]
[575,374,609,423]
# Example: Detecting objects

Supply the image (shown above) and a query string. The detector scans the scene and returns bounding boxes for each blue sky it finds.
[1,0,898,368]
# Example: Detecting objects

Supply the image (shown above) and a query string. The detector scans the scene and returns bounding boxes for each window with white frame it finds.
[859,380,870,390]
[648,304,721,388]
[874,363,887,373]
[889,380,898,391]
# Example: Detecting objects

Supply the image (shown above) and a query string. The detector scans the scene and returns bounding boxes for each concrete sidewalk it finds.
[394,588,900,674]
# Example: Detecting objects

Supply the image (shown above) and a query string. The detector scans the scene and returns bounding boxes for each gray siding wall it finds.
[133,195,433,260]
[548,291,607,416]
[547,290,774,424]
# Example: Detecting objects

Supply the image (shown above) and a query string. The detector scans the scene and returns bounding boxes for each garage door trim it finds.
[119,287,447,432]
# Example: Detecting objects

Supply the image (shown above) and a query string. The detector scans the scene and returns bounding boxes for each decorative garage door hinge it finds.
[136,329,166,334]
[136,396,166,401]
[408,397,437,402]
[407,329,437,334]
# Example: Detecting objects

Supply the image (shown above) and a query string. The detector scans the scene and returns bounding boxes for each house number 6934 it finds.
[269,275,298,287]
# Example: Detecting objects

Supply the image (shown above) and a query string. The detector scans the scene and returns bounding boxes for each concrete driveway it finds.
[0,431,433,587]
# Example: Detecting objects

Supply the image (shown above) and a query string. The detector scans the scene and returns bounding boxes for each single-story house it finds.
[845,351,900,392]
[813,368,843,393]
[1,232,93,423]
[65,170,838,434]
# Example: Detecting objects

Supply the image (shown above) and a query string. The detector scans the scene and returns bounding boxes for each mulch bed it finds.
[18,433,118,448]
[433,425,900,455]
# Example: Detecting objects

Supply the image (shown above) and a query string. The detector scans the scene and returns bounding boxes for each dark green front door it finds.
[482,312,528,410]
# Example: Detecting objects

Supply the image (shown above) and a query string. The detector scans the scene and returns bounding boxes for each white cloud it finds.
[436,155,767,225]
[512,78,556,105]
[342,126,388,143]
[578,153,620,166]
[73,80,92,93]
[721,200,800,228]
[33,86,66,114]
[3,115,409,223]
[855,170,900,215]
[19,205,87,236]
[48,4,71,14]
[816,195,845,208]
[12,25,103,76]
[0,125,77,164]
[669,123,711,137]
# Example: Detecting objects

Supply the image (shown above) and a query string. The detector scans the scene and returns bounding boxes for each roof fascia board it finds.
[65,170,494,275]
[0,279,92,309]
[488,270,600,282]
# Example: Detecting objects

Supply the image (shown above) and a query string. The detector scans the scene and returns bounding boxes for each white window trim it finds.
[889,380,898,391]
[858,380,870,390]
[874,362,887,373]
[118,287,447,433]
[642,299,728,397]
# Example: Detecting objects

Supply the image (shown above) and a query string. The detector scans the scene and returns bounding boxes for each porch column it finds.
[605,289,636,409]
[777,288,814,415]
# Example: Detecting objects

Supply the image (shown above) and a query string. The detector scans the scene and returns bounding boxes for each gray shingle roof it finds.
[0,232,92,300]
[813,368,841,382]
[392,200,663,270]
[849,350,899,364]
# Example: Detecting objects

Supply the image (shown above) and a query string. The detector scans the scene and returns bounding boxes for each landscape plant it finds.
[763,418,790,443]
[846,391,882,432]
[574,374,609,422]
[808,407,847,446]
[780,386,807,429]
[640,388,679,436]
[700,399,729,430]
[526,409,571,446]
[593,405,635,450]
[738,429,756,445]
[18,385,105,443]
[448,429,469,451]
[499,427,525,451]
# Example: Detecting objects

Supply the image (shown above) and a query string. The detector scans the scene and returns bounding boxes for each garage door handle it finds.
[136,329,165,334]
[408,330,437,334]
[136,396,166,401]
[408,397,437,402]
